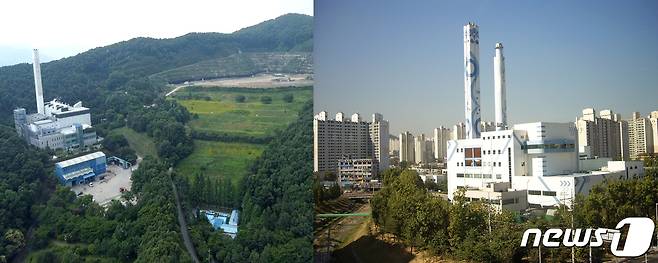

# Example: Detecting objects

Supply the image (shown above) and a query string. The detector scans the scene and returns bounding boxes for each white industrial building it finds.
[447,122,644,209]
[13,49,99,150]
[447,23,644,210]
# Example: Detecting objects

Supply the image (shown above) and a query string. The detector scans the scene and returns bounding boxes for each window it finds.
[496,174,502,179]
[456,173,465,178]
[528,190,541,195]
[543,191,557,196]
[502,198,515,205]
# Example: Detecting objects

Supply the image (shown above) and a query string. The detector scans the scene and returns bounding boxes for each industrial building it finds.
[447,122,644,209]
[54,151,107,186]
[13,49,99,150]
[313,111,389,174]
[447,23,644,210]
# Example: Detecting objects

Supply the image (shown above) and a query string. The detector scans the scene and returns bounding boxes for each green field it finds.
[174,86,311,137]
[111,127,158,159]
[175,140,265,184]
[173,86,310,184]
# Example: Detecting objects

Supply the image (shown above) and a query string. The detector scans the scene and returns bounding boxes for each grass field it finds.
[173,86,310,185]
[175,140,265,184]
[111,127,158,159]
[174,86,311,137]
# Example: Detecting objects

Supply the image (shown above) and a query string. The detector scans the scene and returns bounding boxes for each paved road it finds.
[170,168,200,263]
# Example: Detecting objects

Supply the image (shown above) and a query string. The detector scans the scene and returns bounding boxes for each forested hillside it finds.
[0,13,312,124]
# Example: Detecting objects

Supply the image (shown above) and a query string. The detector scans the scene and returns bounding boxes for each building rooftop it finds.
[56,151,105,168]
[45,99,89,113]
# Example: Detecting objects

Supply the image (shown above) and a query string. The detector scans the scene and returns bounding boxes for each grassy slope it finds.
[176,87,312,137]
[111,127,159,159]
[173,87,311,184]
[175,140,264,184]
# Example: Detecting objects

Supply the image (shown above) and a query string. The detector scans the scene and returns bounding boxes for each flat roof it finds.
[56,152,105,168]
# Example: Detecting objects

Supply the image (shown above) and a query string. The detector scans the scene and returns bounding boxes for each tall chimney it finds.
[494,43,507,131]
[463,22,481,139]
[33,49,45,115]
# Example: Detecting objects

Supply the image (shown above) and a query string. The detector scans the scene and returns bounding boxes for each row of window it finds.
[457,161,504,167]
[527,190,557,196]
[456,173,503,179]
[523,143,575,150]
[482,134,512,140]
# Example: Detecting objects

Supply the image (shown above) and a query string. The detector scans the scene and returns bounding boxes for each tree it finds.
[260,96,272,104]
[283,94,294,103]
[235,95,246,103]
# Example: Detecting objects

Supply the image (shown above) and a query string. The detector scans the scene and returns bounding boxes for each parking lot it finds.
[71,163,136,206]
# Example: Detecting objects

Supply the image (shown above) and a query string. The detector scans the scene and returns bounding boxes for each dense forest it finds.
[0,125,191,262]
[0,13,313,262]
[371,167,658,262]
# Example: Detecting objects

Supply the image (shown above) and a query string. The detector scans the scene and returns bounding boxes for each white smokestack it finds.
[32,49,45,115]
[463,22,481,139]
[494,43,507,131]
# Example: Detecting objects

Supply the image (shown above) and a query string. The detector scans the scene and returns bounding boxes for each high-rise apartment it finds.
[575,108,622,160]
[399,131,415,164]
[313,111,389,173]
[433,126,450,162]
[628,112,654,159]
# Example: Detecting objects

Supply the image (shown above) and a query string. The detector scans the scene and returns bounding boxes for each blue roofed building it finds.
[202,209,240,238]
[55,151,106,186]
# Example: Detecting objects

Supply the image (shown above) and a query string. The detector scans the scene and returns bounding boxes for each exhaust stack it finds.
[463,22,481,139]
[33,49,45,115]
[494,43,507,131]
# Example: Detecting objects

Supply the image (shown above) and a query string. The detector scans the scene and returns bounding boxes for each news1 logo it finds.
[521,217,655,257]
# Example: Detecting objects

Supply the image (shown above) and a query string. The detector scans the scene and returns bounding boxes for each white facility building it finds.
[13,49,99,150]
[447,122,644,208]
[447,23,644,210]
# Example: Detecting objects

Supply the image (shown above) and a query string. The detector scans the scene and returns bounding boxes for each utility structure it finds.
[32,49,45,114]
[494,42,507,131]
[463,22,481,139]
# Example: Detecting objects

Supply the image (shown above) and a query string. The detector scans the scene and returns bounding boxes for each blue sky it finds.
[314,0,658,135]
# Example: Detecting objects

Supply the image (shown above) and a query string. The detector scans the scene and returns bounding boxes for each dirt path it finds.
[169,168,200,263]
